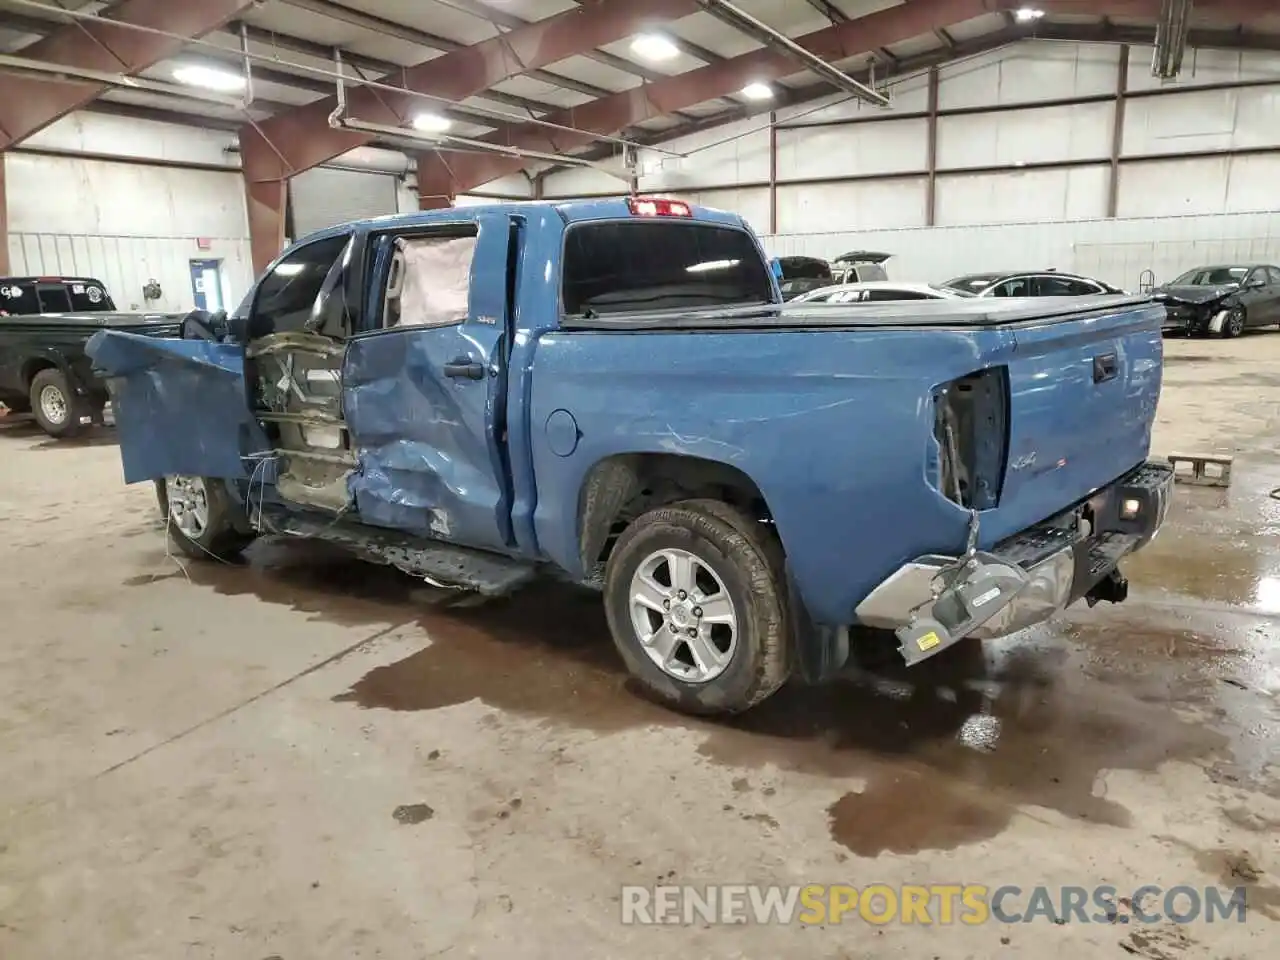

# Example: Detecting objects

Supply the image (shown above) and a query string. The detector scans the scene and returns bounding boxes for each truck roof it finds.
[294,196,749,246]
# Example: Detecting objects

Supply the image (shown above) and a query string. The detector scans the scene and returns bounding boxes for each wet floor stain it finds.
[117,472,1280,857]
[391,803,435,825]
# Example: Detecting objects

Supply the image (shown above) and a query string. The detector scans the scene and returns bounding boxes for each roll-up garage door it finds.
[289,167,400,239]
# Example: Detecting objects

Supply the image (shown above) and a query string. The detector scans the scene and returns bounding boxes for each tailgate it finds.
[989,300,1163,540]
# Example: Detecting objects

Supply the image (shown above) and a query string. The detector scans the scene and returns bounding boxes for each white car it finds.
[790,281,974,304]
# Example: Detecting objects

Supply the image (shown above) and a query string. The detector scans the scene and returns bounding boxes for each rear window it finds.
[562,221,773,316]
[0,279,113,314]
[945,275,1002,294]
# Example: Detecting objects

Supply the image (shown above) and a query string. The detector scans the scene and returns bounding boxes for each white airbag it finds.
[393,235,477,328]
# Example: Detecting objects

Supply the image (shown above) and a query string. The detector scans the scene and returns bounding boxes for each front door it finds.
[342,212,516,553]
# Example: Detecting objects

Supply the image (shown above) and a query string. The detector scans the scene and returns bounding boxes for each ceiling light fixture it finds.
[741,82,774,101]
[412,113,453,133]
[631,33,679,62]
[1014,7,1045,22]
[172,64,246,93]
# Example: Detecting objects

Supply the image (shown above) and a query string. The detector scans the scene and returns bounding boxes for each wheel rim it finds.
[164,475,209,539]
[628,548,738,684]
[1229,310,1244,335]
[38,384,67,424]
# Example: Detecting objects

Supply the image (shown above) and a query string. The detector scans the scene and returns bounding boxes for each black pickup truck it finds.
[0,276,183,437]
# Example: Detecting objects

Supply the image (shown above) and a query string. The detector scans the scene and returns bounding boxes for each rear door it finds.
[342,211,516,552]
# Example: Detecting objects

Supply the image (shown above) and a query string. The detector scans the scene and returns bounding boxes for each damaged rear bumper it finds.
[855,460,1174,664]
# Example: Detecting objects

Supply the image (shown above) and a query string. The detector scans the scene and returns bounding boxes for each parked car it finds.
[774,256,834,300]
[829,251,892,285]
[87,197,1172,716]
[0,275,184,437]
[1154,263,1280,337]
[791,281,972,304]
[941,271,1125,298]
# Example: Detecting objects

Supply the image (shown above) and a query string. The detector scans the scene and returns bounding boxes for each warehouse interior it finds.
[1,0,1279,957]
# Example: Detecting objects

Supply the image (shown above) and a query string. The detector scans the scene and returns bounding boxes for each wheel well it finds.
[21,358,58,389]
[578,453,773,574]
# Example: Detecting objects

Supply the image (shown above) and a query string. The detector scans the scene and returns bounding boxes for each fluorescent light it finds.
[412,113,453,133]
[741,82,774,101]
[1014,7,1045,21]
[687,259,740,273]
[172,64,246,93]
[631,33,679,62]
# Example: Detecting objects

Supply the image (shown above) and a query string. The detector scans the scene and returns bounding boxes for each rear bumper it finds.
[855,461,1174,659]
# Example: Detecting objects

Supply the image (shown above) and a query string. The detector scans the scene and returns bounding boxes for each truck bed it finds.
[561,294,1158,331]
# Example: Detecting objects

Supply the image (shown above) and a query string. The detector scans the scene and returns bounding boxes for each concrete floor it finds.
[1,335,1278,959]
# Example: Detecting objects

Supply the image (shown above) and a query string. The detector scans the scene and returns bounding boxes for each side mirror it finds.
[1247,277,1266,289]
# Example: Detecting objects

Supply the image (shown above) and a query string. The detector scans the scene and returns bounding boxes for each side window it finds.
[991,279,1028,297]
[829,290,862,303]
[1267,267,1280,285]
[866,288,929,301]
[251,234,351,337]
[381,232,477,329]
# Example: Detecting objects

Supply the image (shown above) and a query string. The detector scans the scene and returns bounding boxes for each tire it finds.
[29,368,86,438]
[154,475,255,562]
[1221,306,1246,338]
[603,499,791,715]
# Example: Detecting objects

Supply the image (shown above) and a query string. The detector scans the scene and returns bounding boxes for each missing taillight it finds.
[933,367,1009,510]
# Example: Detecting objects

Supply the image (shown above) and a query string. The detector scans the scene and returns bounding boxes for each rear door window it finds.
[865,288,930,301]
[562,220,773,315]
[991,278,1030,297]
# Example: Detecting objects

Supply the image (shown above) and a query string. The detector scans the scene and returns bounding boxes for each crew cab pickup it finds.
[86,197,1173,716]
[0,276,183,437]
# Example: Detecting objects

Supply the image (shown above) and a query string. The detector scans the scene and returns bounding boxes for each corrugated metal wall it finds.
[539,40,1280,288]
[4,149,252,313]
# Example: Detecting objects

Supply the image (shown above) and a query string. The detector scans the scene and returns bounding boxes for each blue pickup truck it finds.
[87,197,1173,715]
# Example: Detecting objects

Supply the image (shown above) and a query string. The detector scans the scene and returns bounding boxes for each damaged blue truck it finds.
[87,197,1173,716]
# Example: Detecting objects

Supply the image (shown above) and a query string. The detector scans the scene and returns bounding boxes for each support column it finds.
[768,110,778,235]
[245,177,287,275]
[0,155,9,275]
[415,153,455,210]
[925,66,939,227]
[1107,44,1130,219]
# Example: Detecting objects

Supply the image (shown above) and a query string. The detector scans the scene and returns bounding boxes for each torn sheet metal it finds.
[85,330,270,484]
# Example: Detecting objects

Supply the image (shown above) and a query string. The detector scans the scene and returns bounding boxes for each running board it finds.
[258,507,538,596]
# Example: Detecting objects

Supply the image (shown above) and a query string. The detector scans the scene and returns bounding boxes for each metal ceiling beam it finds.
[694,0,888,104]
[275,0,613,100]
[799,0,848,23]
[418,0,994,195]
[0,0,254,148]
[240,0,702,185]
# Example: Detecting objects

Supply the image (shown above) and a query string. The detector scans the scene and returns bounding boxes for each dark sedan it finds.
[1155,264,1280,337]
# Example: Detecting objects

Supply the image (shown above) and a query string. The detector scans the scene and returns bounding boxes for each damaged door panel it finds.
[342,212,517,553]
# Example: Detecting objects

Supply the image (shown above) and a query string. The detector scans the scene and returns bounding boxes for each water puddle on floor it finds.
[118,466,1280,857]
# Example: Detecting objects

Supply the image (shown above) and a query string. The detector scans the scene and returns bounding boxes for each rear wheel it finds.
[154,475,255,561]
[603,499,790,715]
[1222,306,1246,338]
[29,368,86,438]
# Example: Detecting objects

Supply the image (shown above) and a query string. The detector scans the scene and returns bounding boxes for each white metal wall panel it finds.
[759,211,1280,293]
[637,117,771,190]
[679,187,771,234]
[935,165,1109,226]
[23,111,236,167]
[939,41,1119,109]
[776,117,927,180]
[1123,85,1280,156]
[776,179,927,234]
[289,166,399,239]
[774,73,931,124]
[937,102,1113,169]
[542,166,626,196]
[1126,46,1280,93]
[4,152,254,311]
